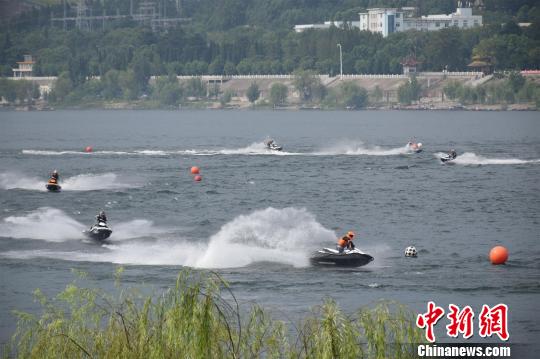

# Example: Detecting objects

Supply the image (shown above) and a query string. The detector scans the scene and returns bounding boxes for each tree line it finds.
[0,0,539,107]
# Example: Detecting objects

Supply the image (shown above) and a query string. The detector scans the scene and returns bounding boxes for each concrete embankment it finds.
[176,72,487,108]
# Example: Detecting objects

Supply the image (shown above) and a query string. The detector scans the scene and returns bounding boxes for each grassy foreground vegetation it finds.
[5,269,423,358]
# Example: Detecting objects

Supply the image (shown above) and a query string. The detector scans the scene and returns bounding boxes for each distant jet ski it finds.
[46,181,61,192]
[83,221,112,242]
[440,150,458,163]
[310,248,374,267]
[46,170,61,191]
[407,141,423,153]
[264,139,283,151]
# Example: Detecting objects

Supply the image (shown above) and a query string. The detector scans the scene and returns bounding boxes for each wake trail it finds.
[2,207,338,268]
[0,208,169,243]
[316,141,413,156]
[0,172,136,191]
[435,152,540,165]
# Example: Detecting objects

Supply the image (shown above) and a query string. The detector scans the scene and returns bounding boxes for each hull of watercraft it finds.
[84,225,112,241]
[267,146,283,151]
[46,183,61,192]
[310,248,374,267]
[440,156,456,163]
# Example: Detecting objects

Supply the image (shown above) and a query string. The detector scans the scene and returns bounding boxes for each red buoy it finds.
[191,166,200,174]
[489,246,509,265]
[194,175,202,182]
[84,146,93,153]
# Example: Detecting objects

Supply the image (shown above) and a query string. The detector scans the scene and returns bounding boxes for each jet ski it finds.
[407,142,423,153]
[265,140,283,151]
[440,151,458,163]
[46,182,61,192]
[310,248,374,267]
[83,221,112,242]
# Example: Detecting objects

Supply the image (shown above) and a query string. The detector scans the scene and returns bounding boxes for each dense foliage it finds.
[6,270,424,358]
[0,0,539,107]
[443,72,540,106]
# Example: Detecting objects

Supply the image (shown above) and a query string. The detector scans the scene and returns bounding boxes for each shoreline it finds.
[2,102,538,112]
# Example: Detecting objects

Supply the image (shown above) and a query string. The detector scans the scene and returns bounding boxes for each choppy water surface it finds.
[1,110,539,350]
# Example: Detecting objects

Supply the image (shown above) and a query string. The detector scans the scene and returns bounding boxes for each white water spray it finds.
[318,140,412,156]
[436,152,540,165]
[2,208,337,268]
[0,208,85,241]
[0,172,135,191]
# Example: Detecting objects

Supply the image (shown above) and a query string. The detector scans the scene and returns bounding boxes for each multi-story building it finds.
[12,55,35,78]
[295,5,482,36]
[358,7,482,37]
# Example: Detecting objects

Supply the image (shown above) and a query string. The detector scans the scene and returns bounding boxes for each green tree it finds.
[208,59,224,75]
[371,85,383,103]
[31,82,40,100]
[236,59,252,74]
[246,82,260,103]
[131,47,161,94]
[293,70,322,102]
[53,72,73,101]
[443,81,463,100]
[118,70,138,100]
[340,81,368,109]
[224,62,237,76]
[398,76,422,105]
[101,70,122,100]
[269,83,288,107]
[508,71,526,92]
[185,77,207,98]
[220,89,235,106]
[152,74,183,106]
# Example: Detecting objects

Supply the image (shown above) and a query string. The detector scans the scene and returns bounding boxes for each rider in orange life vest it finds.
[48,170,59,184]
[337,231,355,253]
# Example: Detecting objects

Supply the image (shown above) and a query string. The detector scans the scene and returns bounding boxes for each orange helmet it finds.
[347,231,355,239]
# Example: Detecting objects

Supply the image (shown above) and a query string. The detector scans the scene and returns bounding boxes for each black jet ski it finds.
[83,221,112,242]
[310,248,374,267]
[46,182,61,192]
[265,140,283,151]
[440,151,457,163]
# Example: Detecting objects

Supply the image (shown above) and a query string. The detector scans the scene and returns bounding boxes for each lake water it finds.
[0,110,539,353]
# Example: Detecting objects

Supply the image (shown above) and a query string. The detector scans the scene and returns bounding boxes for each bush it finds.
[7,270,424,359]
[293,70,325,102]
[269,83,288,107]
[184,77,207,99]
[246,82,260,103]
[443,81,462,100]
[152,74,183,106]
[371,85,383,103]
[220,89,235,106]
[398,76,421,105]
[340,81,369,109]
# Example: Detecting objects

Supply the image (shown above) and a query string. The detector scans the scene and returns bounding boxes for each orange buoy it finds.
[489,246,509,265]
[191,166,200,174]
[84,146,93,153]
[194,175,202,182]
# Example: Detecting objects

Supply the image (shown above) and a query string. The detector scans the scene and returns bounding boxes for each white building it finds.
[295,6,481,37]
[359,7,482,37]
[294,20,360,33]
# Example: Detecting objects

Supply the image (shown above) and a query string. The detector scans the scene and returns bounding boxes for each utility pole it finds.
[337,43,343,80]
